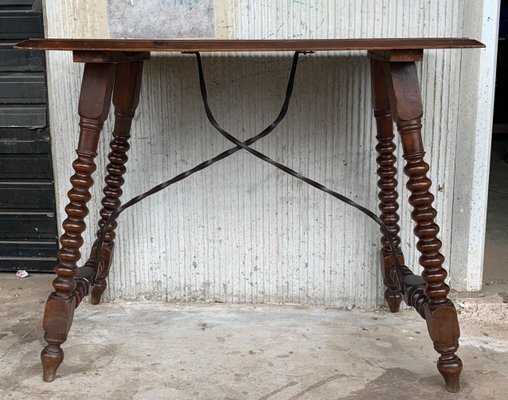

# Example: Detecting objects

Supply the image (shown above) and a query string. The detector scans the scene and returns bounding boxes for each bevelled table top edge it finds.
[15,37,484,52]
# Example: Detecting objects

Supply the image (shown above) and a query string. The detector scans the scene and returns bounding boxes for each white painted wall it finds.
[42,0,498,306]
[451,0,500,291]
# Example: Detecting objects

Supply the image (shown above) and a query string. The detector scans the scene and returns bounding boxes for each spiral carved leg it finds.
[86,61,143,304]
[370,59,403,313]
[41,63,114,381]
[89,126,129,303]
[385,60,462,392]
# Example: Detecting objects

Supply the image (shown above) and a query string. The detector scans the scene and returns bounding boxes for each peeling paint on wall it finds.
[108,0,215,38]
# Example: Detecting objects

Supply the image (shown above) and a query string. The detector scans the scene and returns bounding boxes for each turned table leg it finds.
[86,61,144,305]
[384,60,462,392]
[370,59,403,313]
[41,63,115,382]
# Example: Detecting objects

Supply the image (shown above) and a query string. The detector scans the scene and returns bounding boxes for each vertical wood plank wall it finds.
[43,1,488,307]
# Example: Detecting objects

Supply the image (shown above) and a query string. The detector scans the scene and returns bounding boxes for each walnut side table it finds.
[16,38,484,393]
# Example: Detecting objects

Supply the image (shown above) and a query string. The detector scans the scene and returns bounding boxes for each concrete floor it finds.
[1,275,508,400]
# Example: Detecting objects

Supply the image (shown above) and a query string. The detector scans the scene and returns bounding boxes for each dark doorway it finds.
[484,0,508,285]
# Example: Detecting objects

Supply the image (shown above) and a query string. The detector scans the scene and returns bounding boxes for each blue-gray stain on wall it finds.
[108,0,215,39]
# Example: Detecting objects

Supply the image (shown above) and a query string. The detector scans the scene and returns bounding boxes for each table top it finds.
[15,38,484,52]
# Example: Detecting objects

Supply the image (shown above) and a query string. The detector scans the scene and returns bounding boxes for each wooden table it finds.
[16,38,484,393]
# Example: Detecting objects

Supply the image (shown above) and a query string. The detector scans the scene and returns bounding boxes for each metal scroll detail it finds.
[94,51,404,282]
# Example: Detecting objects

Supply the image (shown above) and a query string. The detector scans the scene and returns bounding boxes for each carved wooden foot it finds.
[87,61,144,304]
[370,59,403,313]
[438,354,463,393]
[384,292,401,313]
[384,287,402,312]
[41,345,64,382]
[41,63,115,381]
[381,57,463,391]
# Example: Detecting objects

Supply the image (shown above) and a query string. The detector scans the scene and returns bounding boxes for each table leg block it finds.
[41,295,75,382]
[425,304,462,392]
[89,242,114,304]
[379,251,403,312]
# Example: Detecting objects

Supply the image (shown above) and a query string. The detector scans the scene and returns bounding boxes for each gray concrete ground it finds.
[1,274,508,400]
